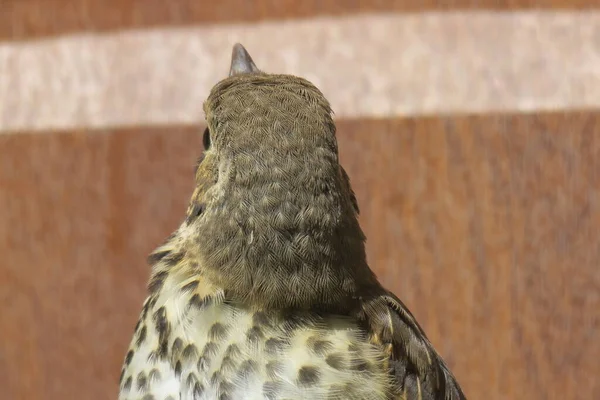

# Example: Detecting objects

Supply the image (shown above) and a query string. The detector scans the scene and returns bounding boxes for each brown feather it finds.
[138,43,467,399]
[358,292,466,399]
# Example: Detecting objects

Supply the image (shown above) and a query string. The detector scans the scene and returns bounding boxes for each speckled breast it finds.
[119,278,391,400]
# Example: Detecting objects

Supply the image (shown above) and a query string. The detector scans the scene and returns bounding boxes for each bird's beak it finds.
[229,43,260,77]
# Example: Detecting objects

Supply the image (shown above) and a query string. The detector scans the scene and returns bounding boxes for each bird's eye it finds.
[202,127,211,150]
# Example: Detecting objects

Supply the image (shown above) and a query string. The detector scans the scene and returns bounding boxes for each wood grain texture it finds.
[1,112,598,399]
[1,0,597,41]
[340,115,600,399]
[0,128,198,399]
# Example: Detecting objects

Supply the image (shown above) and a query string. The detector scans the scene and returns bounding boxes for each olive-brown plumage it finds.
[119,43,466,400]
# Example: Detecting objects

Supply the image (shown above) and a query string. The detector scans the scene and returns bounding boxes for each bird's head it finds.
[182,44,376,310]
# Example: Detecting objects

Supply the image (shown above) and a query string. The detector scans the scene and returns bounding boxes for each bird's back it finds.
[118,274,391,400]
[118,43,466,400]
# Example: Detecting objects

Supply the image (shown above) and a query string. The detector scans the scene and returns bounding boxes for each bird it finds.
[118,43,467,400]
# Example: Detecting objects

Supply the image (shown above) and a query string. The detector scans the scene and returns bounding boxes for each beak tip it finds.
[229,43,260,77]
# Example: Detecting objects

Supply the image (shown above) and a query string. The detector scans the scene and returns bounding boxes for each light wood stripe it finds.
[1,12,599,133]
[2,0,597,42]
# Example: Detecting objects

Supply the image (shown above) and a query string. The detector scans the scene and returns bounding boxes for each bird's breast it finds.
[119,277,390,400]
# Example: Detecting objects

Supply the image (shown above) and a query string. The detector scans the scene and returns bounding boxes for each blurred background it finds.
[1,1,599,399]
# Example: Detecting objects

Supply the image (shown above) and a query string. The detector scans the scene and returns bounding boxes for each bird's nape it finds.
[118,42,467,400]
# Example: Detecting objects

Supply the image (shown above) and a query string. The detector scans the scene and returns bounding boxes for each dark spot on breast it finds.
[201,342,219,359]
[252,311,271,327]
[246,326,265,345]
[325,353,346,370]
[122,376,132,391]
[136,325,147,346]
[182,344,199,361]
[328,383,351,399]
[153,307,167,330]
[238,360,258,378]
[172,337,184,358]
[141,302,151,320]
[209,323,229,341]
[351,359,373,373]
[265,360,284,379]
[210,371,222,385]
[124,350,134,365]
[194,382,205,397]
[224,344,241,359]
[347,343,361,353]
[148,369,161,382]
[136,372,148,391]
[219,356,237,374]
[308,337,334,356]
[265,337,291,354]
[189,294,214,309]
[148,271,169,294]
[153,307,171,358]
[164,251,184,266]
[148,297,158,309]
[181,280,199,293]
[186,372,198,388]
[219,381,234,399]
[141,395,155,400]
[147,250,170,266]
[297,366,321,387]
[175,360,182,377]
[187,203,205,224]
[197,356,209,372]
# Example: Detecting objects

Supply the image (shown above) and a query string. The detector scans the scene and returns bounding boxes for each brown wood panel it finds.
[1,0,597,42]
[1,112,599,399]
[0,127,200,399]
[340,115,600,399]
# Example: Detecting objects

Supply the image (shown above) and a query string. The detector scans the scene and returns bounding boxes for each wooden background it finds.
[1,1,599,399]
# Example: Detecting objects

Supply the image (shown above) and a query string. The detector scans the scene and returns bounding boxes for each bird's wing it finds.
[358,292,466,400]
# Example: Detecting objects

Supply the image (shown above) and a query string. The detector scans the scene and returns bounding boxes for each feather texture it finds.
[118,43,466,400]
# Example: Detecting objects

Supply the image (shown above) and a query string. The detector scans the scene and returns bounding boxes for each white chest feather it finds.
[118,280,390,400]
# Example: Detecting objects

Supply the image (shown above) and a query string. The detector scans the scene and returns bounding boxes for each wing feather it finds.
[358,292,466,400]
